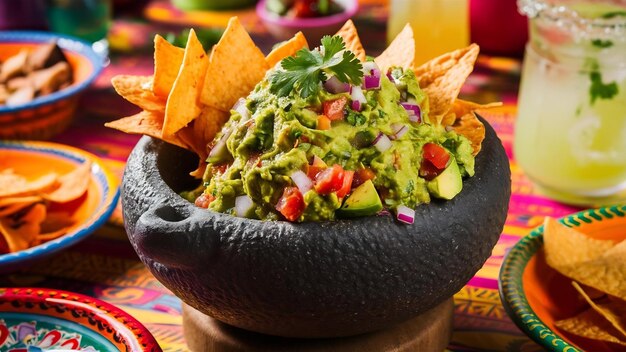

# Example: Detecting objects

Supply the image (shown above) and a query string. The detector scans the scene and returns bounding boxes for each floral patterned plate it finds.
[0,288,162,352]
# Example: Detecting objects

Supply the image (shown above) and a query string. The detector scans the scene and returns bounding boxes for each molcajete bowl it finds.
[121,116,511,338]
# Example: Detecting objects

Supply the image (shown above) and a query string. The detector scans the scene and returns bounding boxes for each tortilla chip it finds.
[111,75,166,113]
[335,19,366,62]
[442,99,503,127]
[555,308,626,346]
[200,17,269,112]
[451,112,485,155]
[544,218,626,300]
[0,196,42,217]
[374,24,415,74]
[266,32,309,68]
[153,34,185,98]
[105,111,189,150]
[0,203,46,252]
[43,161,91,203]
[178,106,230,161]
[40,211,74,234]
[572,281,626,339]
[414,44,480,124]
[0,171,58,198]
[163,29,210,138]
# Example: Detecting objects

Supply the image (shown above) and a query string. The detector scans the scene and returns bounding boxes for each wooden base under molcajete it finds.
[182,298,454,352]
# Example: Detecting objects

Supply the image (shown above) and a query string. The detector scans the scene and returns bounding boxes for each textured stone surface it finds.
[122,117,511,338]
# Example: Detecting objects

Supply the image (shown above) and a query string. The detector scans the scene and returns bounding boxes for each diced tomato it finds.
[276,187,305,222]
[314,164,344,194]
[323,97,348,121]
[195,194,215,208]
[307,155,327,179]
[336,170,354,198]
[292,0,317,17]
[422,143,450,170]
[317,115,331,130]
[419,159,440,181]
[352,167,376,187]
[212,164,229,175]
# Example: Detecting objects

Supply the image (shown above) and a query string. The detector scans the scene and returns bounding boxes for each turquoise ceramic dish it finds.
[0,141,119,272]
[499,204,626,352]
[0,287,161,351]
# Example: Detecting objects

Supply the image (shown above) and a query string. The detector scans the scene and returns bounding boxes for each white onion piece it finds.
[290,170,313,194]
[233,98,250,120]
[350,85,367,111]
[324,75,350,94]
[390,123,408,140]
[373,133,392,152]
[235,195,254,217]
[208,128,232,160]
[396,204,415,224]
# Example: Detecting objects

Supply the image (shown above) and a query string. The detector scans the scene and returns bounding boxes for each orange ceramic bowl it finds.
[499,205,626,351]
[0,31,103,140]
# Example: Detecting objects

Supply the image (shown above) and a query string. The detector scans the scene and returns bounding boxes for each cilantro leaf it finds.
[270,35,363,98]
[589,71,619,105]
[591,39,613,48]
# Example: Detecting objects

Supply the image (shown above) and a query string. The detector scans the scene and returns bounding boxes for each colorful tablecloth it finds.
[1,1,588,351]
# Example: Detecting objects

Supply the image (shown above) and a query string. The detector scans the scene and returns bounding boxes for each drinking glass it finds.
[46,0,112,57]
[515,0,626,205]
[387,0,469,65]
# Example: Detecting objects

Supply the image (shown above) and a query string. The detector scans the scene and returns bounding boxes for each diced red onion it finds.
[233,98,250,120]
[396,204,415,224]
[208,128,232,159]
[362,61,381,90]
[390,123,408,140]
[351,100,361,111]
[401,102,421,123]
[364,75,381,90]
[324,75,350,94]
[350,85,367,111]
[386,71,394,83]
[373,132,392,152]
[290,170,313,194]
[235,195,254,217]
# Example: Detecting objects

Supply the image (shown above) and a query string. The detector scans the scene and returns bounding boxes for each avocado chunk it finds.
[336,180,383,218]
[427,157,462,200]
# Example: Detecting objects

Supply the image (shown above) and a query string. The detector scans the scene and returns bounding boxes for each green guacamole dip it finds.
[196,46,475,222]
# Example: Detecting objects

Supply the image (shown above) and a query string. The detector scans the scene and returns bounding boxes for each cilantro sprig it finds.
[270,35,363,98]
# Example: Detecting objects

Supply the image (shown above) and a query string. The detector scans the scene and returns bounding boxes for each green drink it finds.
[46,0,111,43]
[515,0,626,205]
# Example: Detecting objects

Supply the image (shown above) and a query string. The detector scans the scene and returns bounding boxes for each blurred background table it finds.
[0,0,586,351]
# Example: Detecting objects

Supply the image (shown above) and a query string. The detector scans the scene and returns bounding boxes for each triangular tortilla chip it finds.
[163,29,210,137]
[266,32,309,68]
[555,308,626,346]
[451,112,485,155]
[413,44,480,124]
[0,196,42,217]
[572,281,626,339]
[335,19,366,62]
[153,35,185,98]
[375,24,414,74]
[43,161,91,203]
[178,106,230,161]
[0,203,46,252]
[0,172,57,198]
[111,75,166,113]
[105,111,189,150]
[200,17,269,112]
[441,99,502,127]
[544,218,626,301]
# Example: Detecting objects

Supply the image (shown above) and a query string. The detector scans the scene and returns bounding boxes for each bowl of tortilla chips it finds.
[499,205,626,351]
[108,16,511,337]
[0,141,119,272]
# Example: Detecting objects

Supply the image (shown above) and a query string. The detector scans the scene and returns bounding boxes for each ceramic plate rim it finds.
[0,140,120,268]
[498,204,626,352]
[0,287,162,351]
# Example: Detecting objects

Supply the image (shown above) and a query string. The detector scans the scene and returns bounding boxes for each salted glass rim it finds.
[517,0,626,41]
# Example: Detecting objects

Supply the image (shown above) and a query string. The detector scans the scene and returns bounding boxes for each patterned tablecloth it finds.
[1,1,588,351]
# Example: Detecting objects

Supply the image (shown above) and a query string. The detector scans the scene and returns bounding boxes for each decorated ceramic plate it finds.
[0,141,119,272]
[0,287,161,351]
[499,204,626,352]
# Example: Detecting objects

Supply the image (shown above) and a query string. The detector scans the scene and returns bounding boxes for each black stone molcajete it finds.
[122,117,511,338]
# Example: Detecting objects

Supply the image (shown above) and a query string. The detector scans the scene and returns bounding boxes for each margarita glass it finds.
[515,0,626,205]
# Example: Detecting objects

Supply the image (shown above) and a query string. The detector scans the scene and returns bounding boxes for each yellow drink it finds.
[387,0,469,65]
[515,1,626,205]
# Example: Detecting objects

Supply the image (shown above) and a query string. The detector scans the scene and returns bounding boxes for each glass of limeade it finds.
[46,0,111,58]
[387,0,469,66]
[515,0,626,206]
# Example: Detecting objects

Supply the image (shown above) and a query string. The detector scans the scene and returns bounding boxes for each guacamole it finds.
[196,39,475,223]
